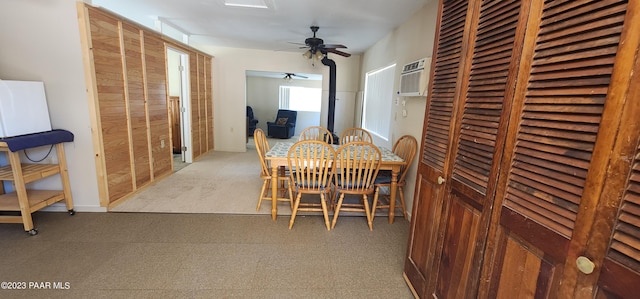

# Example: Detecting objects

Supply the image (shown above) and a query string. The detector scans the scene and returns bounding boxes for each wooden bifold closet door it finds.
[404,0,640,298]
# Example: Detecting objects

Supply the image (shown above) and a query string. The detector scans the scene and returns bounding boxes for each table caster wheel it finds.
[68,209,76,215]
[27,229,38,236]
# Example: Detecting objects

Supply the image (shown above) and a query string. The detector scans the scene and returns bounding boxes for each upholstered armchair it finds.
[267,109,297,139]
[246,106,258,137]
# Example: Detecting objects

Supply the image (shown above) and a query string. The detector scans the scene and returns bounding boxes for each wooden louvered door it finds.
[405,0,531,297]
[432,0,530,298]
[479,0,633,297]
[596,113,640,298]
[404,0,473,296]
[592,6,640,296]
[406,0,640,297]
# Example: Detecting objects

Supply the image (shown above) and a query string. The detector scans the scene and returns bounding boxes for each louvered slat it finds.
[505,189,574,237]
[452,0,520,194]
[422,0,470,170]
[504,0,627,238]
[609,141,640,272]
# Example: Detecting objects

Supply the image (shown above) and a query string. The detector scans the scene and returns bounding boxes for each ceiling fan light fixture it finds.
[302,50,312,59]
[299,26,351,62]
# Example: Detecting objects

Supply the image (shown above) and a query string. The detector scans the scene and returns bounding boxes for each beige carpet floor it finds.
[112,136,399,221]
[0,212,412,298]
[111,137,293,215]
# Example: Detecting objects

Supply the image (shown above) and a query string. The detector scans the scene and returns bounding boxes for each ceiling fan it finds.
[301,26,351,58]
[283,73,308,81]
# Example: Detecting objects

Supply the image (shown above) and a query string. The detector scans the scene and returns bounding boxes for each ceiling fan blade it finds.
[325,48,351,57]
[321,44,348,49]
[292,74,308,79]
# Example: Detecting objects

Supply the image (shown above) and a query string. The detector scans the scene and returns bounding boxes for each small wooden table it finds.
[265,141,405,223]
[0,130,75,235]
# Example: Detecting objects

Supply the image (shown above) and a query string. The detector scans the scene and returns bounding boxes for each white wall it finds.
[197,46,361,152]
[0,0,103,211]
[166,49,181,97]
[360,1,439,216]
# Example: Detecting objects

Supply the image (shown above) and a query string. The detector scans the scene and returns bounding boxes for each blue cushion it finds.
[0,129,74,152]
[374,173,392,185]
[335,174,369,189]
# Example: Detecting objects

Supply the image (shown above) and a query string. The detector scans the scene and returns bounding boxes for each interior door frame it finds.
[166,46,192,163]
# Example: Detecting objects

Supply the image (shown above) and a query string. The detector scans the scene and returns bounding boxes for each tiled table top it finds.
[265,141,404,162]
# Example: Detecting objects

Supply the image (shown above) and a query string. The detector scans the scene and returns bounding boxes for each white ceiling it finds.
[91,0,431,54]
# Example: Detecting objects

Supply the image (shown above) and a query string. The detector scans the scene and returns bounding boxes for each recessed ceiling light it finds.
[224,0,269,9]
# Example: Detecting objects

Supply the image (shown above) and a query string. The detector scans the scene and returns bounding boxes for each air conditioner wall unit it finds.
[398,57,431,97]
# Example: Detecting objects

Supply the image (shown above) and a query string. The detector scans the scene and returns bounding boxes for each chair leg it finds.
[332,188,338,211]
[289,192,303,229]
[287,181,294,209]
[320,192,331,231]
[331,193,345,229]
[333,186,339,210]
[398,186,408,219]
[363,194,373,231]
[278,166,286,197]
[256,179,269,211]
[371,186,380,221]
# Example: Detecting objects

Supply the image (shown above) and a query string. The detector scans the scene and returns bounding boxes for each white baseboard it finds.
[40,203,107,213]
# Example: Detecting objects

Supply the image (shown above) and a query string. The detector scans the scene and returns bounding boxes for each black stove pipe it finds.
[321,56,338,143]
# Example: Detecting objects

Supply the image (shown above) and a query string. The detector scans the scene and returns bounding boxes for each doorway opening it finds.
[166,47,192,171]
[245,70,323,150]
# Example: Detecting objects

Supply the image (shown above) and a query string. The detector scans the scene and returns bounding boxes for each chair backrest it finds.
[274,109,297,126]
[299,126,334,144]
[246,106,255,119]
[334,141,381,193]
[339,128,373,144]
[393,135,418,183]
[287,140,335,193]
[253,128,271,177]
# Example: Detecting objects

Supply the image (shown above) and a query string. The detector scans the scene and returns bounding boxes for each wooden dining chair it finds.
[287,140,335,230]
[372,135,417,220]
[331,141,381,230]
[254,128,293,211]
[339,127,373,144]
[299,126,334,144]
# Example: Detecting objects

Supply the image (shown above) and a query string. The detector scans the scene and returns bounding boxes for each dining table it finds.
[264,141,406,223]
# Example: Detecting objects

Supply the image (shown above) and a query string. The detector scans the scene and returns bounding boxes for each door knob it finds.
[437,176,445,185]
[576,256,595,274]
